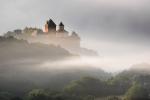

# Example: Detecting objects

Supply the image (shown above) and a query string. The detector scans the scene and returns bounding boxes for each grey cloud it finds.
[0,0,150,46]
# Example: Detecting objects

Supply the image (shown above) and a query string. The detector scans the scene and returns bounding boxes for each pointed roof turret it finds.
[59,22,64,26]
[48,19,56,27]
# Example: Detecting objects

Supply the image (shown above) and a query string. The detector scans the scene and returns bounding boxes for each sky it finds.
[0,0,150,72]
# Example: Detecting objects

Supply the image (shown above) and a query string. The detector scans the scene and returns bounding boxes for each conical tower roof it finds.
[48,19,56,27]
[59,22,64,26]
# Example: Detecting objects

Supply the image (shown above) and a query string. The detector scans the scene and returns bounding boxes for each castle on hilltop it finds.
[42,19,81,53]
[4,19,97,56]
[44,19,80,40]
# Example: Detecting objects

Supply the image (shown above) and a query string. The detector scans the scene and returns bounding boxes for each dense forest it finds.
[1,69,150,100]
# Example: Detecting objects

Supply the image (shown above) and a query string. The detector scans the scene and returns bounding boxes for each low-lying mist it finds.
[0,37,111,95]
[0,36,150,96]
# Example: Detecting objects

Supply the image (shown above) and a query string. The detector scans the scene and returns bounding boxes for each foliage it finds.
[125,83,149,100]
[107,76,132,95]
[27,89,48,100]
[1,70,150,100]
[64,77,107,96]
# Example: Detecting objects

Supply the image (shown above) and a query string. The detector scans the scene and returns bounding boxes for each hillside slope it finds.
[0,36,110,95]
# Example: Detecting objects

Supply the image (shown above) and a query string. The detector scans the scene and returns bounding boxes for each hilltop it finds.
[3,19,98,56]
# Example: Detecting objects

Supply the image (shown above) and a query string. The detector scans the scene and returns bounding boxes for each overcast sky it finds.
[0,0,150,72]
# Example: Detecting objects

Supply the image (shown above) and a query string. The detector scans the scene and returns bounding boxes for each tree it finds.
[64,77,106,96]
[125,83,149,100]
[27,89,48,100]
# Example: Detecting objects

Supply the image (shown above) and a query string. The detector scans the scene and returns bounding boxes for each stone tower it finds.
[45,19,56,33]
[57,22,68,37]
[59,22,64,31]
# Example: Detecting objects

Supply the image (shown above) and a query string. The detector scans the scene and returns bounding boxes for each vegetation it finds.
[125,83,149,100]
[64,77,107,96]
[0,73,150,100]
